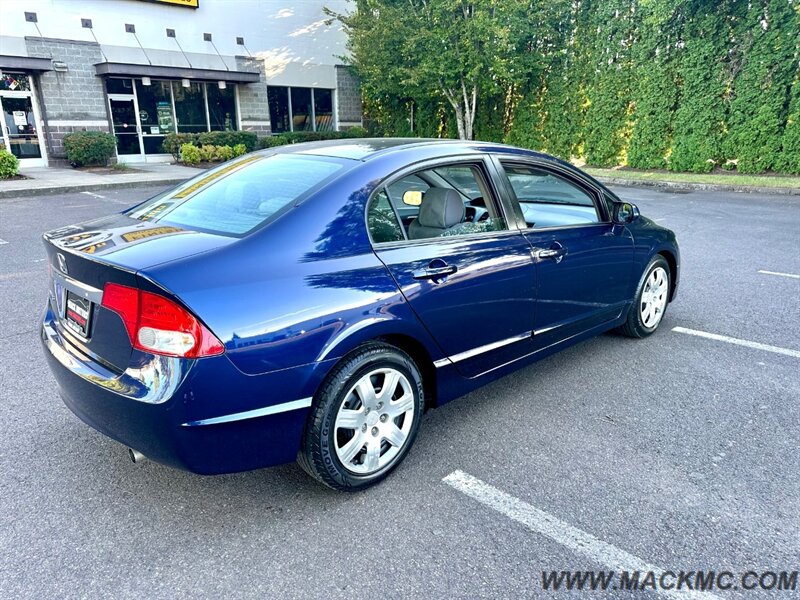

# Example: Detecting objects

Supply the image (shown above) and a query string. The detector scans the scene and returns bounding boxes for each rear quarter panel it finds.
[141,166,445,377]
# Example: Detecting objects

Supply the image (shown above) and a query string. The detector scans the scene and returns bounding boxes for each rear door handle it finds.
[413,264,457,280]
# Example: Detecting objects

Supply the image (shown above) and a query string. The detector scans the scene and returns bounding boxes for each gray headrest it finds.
[417,188,464,229]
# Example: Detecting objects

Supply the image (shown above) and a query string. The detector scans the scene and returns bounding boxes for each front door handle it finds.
[534,242,566,263]
[412,263,457,281]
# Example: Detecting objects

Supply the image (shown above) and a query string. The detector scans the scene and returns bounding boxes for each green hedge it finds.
[259,127,368,149]
[63,131,117,167]
[349,0,800,174]
[162,131,258,159]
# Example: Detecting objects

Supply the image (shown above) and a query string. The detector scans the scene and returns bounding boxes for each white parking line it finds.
[673,327,800,359]
[758,270,800,279]
[0,238,8,245]
[443,470,721,600]
[81,191,106,199]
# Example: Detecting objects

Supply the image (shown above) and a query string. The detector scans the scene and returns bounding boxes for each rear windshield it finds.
[126,153,347,236]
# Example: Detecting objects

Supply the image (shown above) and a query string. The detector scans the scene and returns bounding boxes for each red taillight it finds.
[101,283,224,358]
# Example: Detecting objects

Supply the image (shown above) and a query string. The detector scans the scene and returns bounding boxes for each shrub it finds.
[162,133,197,159]
[258,128,371,149]
[162,131,258,159]
[197,131,258,151]
[0,149,19,179]
[216,145,234,162]
[259,135,287,149]
[180,143,201,165]
[197,144,216,162]
[232,143,247,157]
[63,131,116,167]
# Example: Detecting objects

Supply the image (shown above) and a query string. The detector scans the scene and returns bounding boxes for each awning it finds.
[95,62,260,83]
[0,55,53,72]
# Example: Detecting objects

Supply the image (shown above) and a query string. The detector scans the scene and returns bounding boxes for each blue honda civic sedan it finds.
[41,139,679,490]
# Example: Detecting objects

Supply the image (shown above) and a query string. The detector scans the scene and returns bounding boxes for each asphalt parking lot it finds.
[1,184,798,599]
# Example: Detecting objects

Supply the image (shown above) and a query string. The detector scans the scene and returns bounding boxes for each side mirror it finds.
[613,202,640,224]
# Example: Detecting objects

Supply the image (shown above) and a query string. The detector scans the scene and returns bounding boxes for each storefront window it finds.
[135,79,174,154]
[207,85,237,131]
[314,89,334,132]
[267,86,290,134]
[173,82,207,133]
[291,87,313,132]
[268,86,335,134]
[106,78,134,94]
[0,73,31,92]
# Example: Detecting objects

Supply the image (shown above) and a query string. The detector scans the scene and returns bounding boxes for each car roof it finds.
[264,137,550,162]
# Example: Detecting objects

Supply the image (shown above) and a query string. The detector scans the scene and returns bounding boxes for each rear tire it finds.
[619,255,671,338]
[298,343,424,491]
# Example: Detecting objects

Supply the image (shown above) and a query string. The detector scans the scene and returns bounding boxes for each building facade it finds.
[0,0,362,167]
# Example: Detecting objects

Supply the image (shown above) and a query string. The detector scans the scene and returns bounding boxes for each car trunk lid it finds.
[43,214,234,371]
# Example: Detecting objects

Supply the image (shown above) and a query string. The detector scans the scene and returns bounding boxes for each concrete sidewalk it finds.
[0,163,198,199]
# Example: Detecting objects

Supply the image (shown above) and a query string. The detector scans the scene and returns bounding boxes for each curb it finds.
[0,177,189,200]
[594,176,800,196]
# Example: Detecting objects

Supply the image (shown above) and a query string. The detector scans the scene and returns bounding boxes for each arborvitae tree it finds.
[506,0,583,158]
[340,0,800,174]
[777,72,800,173]
[669,6,731,172]
[538,0,591,159]
[724,0,797,173]
[627,2,682,169]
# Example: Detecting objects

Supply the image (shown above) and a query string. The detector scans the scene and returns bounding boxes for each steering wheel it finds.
[465,205,489,223]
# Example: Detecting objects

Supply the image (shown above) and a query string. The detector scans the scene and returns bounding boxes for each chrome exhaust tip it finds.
[128,448,146,464]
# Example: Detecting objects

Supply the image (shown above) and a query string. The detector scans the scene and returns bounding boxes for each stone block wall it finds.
[335,65,362,128]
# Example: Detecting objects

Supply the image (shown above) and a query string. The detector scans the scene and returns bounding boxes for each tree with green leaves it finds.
[724,0,797,173]
[627,1,683,169]
[582,0,637,167]
[328,0,536,140]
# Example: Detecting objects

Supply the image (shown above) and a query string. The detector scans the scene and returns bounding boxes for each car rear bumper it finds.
[41,303,332,475]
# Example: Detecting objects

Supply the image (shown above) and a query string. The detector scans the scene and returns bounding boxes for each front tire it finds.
[298,343,424,491]
[619,255,671,338]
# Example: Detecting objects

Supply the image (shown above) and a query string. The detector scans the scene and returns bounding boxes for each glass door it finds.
[0,72,47,166]
[108,96,143,158]
[0,95,42,160]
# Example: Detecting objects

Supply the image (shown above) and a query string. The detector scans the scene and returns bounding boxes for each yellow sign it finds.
[138,0,199,8]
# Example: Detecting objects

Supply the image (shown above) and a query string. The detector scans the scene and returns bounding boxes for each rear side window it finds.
[127,154,345,236]
[367,189,404,243]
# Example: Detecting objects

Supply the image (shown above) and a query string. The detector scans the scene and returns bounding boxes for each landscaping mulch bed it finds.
[72,166,144,175]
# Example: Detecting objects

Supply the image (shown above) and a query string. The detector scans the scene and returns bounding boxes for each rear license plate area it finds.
[64,291,93,338]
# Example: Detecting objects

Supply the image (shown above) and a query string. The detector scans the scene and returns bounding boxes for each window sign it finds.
[157,101,174,131]
[12,111,27,127]
[0,73,31,92]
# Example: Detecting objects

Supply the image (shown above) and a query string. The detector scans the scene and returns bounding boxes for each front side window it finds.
[501,163,600,229]
[127,154,346,236]
[368,163,507,243]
